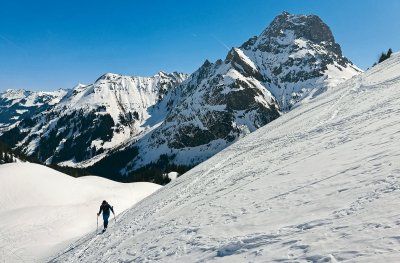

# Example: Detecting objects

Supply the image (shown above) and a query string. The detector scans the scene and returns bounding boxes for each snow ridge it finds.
[0,162,161,262]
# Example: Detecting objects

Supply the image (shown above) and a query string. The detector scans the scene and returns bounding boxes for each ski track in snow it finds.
[52,54,400,262]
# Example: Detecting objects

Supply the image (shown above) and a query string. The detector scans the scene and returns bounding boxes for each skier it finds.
[97,200,115,231]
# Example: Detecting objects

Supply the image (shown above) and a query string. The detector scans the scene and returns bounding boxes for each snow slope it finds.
[54,53,400,262]
[0,162,161,262]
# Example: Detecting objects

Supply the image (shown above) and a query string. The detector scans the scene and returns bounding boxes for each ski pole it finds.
[113,206,116,224]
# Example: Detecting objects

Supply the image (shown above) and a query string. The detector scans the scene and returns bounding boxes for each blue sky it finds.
[0,0,399,91]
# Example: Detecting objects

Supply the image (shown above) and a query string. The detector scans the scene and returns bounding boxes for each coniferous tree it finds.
[378,48,393,64]
[3,153,9,163]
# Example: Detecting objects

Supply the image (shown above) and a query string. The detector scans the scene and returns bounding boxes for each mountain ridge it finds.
[0,12,361,183]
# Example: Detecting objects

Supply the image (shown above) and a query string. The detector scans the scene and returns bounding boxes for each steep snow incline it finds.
[55,53,400,262]
[0,162,161,262]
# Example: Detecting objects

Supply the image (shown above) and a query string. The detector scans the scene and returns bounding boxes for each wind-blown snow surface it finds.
[54,53,400,262]
[0,162,161,262]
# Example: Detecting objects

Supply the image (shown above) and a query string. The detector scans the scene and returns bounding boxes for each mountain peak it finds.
[201,59,212,68]
[1,88,30,98]
[261,12,335,45]
[154,71,188,81]
[155,71,168,77]
[238,12,360,110]
[94,72,122,83]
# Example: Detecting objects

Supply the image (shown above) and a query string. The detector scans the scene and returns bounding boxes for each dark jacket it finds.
[98,203,114,215]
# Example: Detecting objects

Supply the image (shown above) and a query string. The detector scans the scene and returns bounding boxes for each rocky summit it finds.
[240,12,361,110]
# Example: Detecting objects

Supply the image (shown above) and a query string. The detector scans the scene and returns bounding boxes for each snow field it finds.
[0,162,161,262]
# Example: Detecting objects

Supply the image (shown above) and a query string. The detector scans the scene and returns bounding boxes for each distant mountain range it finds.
[0,89,67,128]
[0,12,361,183]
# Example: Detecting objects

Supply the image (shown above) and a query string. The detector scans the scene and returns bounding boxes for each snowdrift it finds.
[0,162,161,262]
[55,53,400,262]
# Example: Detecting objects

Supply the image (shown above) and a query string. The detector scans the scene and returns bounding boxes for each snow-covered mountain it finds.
[0,72,187,167]
[90,12,360,180]
[117,50,281,174]
[240,12,361,110]
[1,12,360,182]
[0,89,67,128]
[53,52,400,262]
[0,162,161,262]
